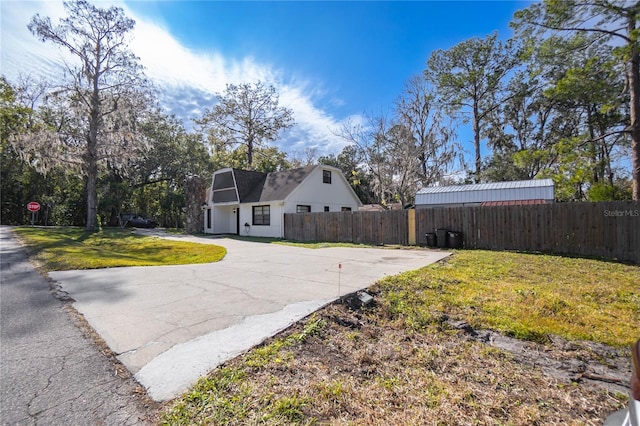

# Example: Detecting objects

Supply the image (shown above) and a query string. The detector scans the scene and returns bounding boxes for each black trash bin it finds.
[425,233,436,247]
[436,229,448,248]
[448,231,463,249]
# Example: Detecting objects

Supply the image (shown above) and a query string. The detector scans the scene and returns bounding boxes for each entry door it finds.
[236,207,240,235]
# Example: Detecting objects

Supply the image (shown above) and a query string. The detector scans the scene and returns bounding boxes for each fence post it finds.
[408,209,416,245]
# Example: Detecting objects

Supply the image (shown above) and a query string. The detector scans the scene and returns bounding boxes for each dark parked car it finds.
[120,214,158,228]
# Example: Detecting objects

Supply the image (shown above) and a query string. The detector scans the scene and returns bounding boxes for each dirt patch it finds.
[76,295,634,426]
[176,299,631,425]
[444,317,633,396]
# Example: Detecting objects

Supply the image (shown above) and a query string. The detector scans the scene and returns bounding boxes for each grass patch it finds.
[276,240,379,249]
[162,316,326,425]
[161,250,638,425]
[225,235,379,249]
[162,228,188,235]
[374,250,639,348]
[13,226,226,271]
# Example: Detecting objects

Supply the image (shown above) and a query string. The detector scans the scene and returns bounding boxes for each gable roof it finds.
[210,165,362,206]
[243,166,316,203]
[416,179,555,206]
[417,179,554,195]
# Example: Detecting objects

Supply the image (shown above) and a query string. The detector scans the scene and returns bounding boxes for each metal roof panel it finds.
[416,179,555,205]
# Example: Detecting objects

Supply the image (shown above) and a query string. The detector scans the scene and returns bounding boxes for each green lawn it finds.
[162,250,639,425]
[224,235,379,249]
[374,250,639,348]
[13,226,226,270]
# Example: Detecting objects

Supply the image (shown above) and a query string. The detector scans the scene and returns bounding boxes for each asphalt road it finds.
[0,227,157,425]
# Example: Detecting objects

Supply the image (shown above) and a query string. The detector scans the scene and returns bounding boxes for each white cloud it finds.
[127,17,229,93]
[126,13,352,156]
[124,3,357,156]
[1,0,360,157]
[0,1,71,80]
[278,84,350,154]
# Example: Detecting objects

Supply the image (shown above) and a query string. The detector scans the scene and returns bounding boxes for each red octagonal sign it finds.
[27,201,41,212]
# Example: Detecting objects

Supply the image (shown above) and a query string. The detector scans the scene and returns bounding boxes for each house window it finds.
[323,170,332,184]
[296,205,311,213]
[324,206,330,212]
[341,207,352,212]
[252,205,270,225]
[207,209,212,229]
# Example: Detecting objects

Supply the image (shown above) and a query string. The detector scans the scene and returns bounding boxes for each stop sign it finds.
[27,201,41,212]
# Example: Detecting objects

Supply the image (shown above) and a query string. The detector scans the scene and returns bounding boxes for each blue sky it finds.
[1,0,532,160]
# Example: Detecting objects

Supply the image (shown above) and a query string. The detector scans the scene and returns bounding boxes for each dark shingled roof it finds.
[242,166,316,203]
[232,169,267,202]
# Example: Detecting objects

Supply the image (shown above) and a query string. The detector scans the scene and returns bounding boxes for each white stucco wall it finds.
[284,167,361,213]
[241,202,284,238]
[203,205,238,234]
[203,202,282,237]
[213,206,229,233]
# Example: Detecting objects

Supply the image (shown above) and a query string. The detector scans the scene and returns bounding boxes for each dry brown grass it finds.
[162,303,628,425]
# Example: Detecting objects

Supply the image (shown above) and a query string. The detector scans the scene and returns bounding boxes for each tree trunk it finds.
[86,156,98,231]
[86,68,100,231]
[247,134,254,169]
[419,152,428,183]
[85,120,99,231]
[629,15,640,200]
[473,103,481,183]
[586,107,599,184]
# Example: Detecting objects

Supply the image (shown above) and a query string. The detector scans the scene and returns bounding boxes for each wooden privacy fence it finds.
[415,201,640,264]
[284,210,409,245]
[284,201,640,264]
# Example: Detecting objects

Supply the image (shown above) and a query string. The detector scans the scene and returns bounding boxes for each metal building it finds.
[415,179,555,208]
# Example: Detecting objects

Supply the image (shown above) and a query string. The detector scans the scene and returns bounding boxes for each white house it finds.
[415,179,555,208]
[203,165,362,238]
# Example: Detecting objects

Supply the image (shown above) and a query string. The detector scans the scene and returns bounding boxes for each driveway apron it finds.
[48,234,451,401]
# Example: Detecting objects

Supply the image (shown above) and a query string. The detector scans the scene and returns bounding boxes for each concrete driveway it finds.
[49,234,450,401]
